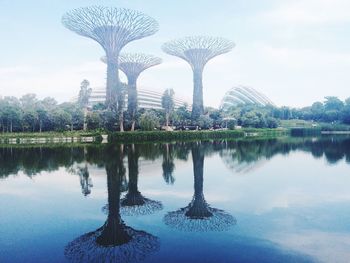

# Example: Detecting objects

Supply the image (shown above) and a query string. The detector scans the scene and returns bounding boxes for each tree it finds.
[77,79,92,108]
[161,88,175,127]
[197,115,213,129]
[310,102,324,121]
[86,112,102,130]
[162,36,234,120]
[3,97,21,132]
[139,111,159,131]
[174,104,191,126]
[22,110,38,132]
[324,96,344,111]
[77,79,92,131]
[52,109,71,131]
[62,6,159,132]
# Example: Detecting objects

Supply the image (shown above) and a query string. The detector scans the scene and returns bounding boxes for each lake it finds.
[1,136,350,263]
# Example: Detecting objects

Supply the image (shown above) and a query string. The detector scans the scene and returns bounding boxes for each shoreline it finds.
[0,129,287,145]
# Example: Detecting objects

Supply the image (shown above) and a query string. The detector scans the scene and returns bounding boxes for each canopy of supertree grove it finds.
[62,6,159,131]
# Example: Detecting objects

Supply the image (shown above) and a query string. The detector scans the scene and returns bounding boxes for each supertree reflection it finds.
[120,144,163,216]
[64,145,159,263]
[164,142,236,232]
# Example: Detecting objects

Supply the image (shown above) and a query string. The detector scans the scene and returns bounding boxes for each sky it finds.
[0,0,350,108]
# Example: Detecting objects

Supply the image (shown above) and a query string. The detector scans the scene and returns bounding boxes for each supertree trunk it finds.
[127,76,138,131]
[106,59,119,112]
[117,90,124,132]
[191,67,204,120]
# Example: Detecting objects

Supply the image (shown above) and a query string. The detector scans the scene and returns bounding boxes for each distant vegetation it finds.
[0,82,349,133]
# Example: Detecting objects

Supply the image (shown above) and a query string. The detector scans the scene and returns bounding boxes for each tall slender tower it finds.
[162,36,234,120]
[62,6,159,131]
[102,53,162,130]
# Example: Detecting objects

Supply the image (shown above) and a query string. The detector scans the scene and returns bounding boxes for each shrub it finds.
[140,111,160,131]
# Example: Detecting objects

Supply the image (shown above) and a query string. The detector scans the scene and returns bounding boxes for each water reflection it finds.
[164,142,236,232]
[120,144,163,216]
[64,145,159,263]
[67,148,93,196]
[2,136,350,262]
[162,143,176,185]
[1,136,350,181]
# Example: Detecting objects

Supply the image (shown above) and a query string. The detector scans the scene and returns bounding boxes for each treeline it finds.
[1,90,350,133]
[224,96,350,128]
[0,94,84,132]
[271,96,350,124]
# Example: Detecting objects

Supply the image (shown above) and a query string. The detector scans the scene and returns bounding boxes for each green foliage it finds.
[197,115,213,129]
[162,88,175,126]
[77,79,92,108]
[140,111,160,131]
[108,129,285,143]
[87,112,102,130]
[173,104,191,126]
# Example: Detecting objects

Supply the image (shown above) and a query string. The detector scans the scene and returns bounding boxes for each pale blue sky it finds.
[1,0,350,107]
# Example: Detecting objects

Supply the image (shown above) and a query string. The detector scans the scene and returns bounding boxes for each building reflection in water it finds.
[164,142,236,232]
[64,145,159,263]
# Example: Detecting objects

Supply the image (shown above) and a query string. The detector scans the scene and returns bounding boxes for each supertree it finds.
[120,144,163,216]
[62,6,159,131]
[163,142,236,232]
[162,36,234,120]
[65,145,159,263]
[101,53,162,131]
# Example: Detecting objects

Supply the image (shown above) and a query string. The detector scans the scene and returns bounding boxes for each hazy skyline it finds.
[1,0,350,108]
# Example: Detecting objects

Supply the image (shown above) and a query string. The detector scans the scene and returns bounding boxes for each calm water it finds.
[1,136,350,263]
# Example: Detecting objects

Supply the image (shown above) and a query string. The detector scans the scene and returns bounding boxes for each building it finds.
[88,87,189,110]
[220,86,275,110]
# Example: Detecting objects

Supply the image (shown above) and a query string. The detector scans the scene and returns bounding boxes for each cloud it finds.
[271,230,350,263]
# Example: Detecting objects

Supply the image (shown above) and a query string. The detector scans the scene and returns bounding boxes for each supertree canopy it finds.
[164,143,236,232]
[62,6,159,131]
[65,145,159,263]
[120,144,163,216]
[101,53,162,131]
[162,36,234,120]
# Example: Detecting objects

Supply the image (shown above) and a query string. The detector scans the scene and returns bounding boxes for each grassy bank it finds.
[281,119,350,131]
[0,131,102,138]
[0,131,103,145]
[0,129,287,145]
[108,129,287,143]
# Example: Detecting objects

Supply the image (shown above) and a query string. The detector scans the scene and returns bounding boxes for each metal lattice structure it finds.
[101,53,162,130]
[162,36,234,120]
[62,6,159,131]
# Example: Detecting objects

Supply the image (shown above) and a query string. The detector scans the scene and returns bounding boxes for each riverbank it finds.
[0,131,103,145]
[107,129,287,143]
[0,129,288,145]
